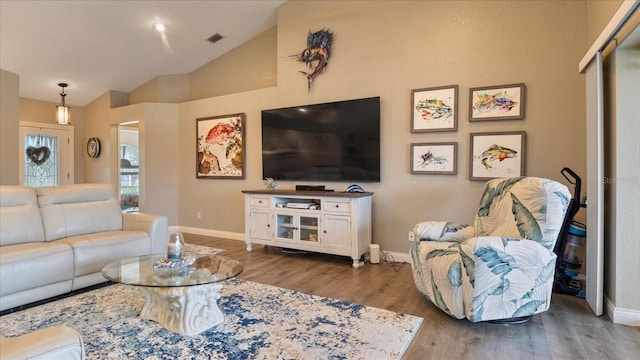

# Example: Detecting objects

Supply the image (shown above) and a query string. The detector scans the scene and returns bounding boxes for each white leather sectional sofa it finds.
[1,325,85,360]
[0,183,169,312]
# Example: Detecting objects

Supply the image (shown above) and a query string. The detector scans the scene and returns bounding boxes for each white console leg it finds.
[352,258,364,269]
[246,242,253,252]
[139,283,224,336]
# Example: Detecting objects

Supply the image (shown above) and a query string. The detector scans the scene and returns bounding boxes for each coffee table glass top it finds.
[102,254,243,287]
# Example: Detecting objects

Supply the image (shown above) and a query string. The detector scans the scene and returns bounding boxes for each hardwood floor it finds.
[185,234,640,360]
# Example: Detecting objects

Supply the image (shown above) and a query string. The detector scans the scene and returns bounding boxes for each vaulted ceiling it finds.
[0,0,286,106]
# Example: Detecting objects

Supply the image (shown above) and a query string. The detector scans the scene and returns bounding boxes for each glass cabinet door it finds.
[299,216,319,244]
[275,214,295,240]
[274,213,320,244]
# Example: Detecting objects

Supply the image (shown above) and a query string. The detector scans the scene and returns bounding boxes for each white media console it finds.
[242,189,373,268]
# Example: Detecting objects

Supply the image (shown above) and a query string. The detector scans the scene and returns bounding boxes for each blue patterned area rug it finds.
[185,243,225,256]
[0,254,423,359]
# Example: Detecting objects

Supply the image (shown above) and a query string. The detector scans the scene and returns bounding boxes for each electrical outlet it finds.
[196,211,202,220]
[408,231,415,242]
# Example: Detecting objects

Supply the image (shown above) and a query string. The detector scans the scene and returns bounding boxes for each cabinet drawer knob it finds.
[335,204,339,208]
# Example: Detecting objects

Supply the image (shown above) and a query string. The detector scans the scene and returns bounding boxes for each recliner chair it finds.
[410,177,570,322]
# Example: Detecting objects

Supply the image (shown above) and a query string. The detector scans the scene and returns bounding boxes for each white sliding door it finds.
[584,52,604,316]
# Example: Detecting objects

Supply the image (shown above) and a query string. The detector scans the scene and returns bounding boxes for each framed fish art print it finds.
[410,142,457,175]
[469,131,526,181]
[411,85,458,132]
[469,83,525,121]
[196,113,245,179]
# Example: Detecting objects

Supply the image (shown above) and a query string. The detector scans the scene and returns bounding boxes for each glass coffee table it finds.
[102,254,243,336]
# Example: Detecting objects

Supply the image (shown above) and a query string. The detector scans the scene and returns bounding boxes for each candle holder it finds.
[167,231,186,261]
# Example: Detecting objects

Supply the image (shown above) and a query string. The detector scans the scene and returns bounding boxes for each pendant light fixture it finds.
[56,83,70,125]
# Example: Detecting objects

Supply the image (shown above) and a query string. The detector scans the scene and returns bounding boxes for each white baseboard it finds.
[380,251,412,264]
[605,295,640,326]
[172,226,414,264]
[175,226,245,242]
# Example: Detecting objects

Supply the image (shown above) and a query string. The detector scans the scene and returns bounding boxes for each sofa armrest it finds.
[0,326,85,360]
[123,212,168,255]
[413,221,473,242]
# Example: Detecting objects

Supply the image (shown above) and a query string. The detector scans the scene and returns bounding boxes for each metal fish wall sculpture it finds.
[292,29,333,91]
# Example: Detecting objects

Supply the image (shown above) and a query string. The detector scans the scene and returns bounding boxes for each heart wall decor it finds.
[26,146,51,165]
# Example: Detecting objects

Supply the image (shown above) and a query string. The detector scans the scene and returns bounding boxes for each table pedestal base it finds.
[139,283,224,336]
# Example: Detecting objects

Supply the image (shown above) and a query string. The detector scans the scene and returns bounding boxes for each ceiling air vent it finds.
[207,33,224,44]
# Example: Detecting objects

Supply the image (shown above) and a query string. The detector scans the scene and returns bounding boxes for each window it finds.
[120,145,139,194]
[24,134,59,187]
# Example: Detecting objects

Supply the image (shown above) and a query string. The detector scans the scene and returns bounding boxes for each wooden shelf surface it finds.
[242,189,373,198]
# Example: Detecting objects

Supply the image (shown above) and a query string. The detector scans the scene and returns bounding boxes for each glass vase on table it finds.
[167,231,186,261]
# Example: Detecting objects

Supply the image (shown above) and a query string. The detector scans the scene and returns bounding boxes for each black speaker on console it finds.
[296,185,326,191]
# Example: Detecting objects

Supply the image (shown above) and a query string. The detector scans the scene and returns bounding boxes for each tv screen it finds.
[262,97,380,182]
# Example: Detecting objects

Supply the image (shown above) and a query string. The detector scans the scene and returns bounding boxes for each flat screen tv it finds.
[262,96,380,182]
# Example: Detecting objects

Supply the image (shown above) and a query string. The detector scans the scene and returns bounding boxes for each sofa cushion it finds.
[0,242,74,297]
[37,184,123,242]
[0,325,85,360]
[60,230,152,277]
[0,185,46,246]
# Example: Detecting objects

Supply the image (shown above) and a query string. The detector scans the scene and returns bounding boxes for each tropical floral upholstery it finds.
[410,177,570,322]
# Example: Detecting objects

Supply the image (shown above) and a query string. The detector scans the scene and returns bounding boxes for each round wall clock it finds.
[87,137,101,158]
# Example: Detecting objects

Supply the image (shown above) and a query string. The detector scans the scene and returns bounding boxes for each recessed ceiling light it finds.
[153,22,166,32]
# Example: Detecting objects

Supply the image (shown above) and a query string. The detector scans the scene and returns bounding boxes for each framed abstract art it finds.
[411,85,458,132]
[469,131,525,181]
[469,83,525,121]
[410,142,457,175]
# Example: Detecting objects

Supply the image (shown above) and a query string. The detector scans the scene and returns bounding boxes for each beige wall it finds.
[0,69,19,185]
[157,75,189,103]
[19,98,59,124]
[175,0,589,253]
[110,91,129,109]
[85,89,181,224]
[129,78,157,104]
[84,92,116,183]
[81,89,128,185]
[141,104,180,224]
[189,26,278,100]
[587,0,625,45]
[110,103,180,224]
[129,75,188,104]
[128,26,277,105]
